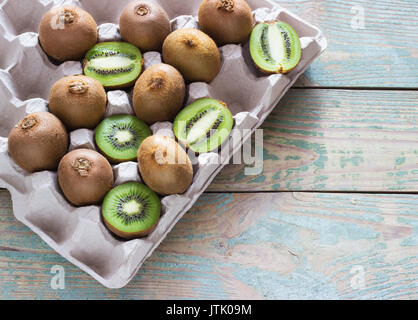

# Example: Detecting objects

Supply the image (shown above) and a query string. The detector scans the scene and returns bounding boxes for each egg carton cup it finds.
[0,0,327,288]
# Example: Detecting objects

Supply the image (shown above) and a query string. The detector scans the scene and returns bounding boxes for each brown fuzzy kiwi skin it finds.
[133,64,186,125]
[38,6,98,62]
[8,112,69,173]
[58,149,114,207]
[162,28,221,83]
[138,135,193,195]
[198,0,254,46]
[119,0,171,52]
[103,216,158,240]
[49,75,107,130]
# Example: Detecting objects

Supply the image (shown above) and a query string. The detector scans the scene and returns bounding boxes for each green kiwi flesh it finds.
[250,21,301,74]
[84,42,143,89]
[173,98,234,153]
[95,115,151,163]
[102,182,161,239]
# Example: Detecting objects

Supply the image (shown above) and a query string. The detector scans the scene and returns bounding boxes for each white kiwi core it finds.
[115,130,133,144]
[90,56,133,70]
[123,199,142,216]
[267,25,285,63]
[186,109,220,144]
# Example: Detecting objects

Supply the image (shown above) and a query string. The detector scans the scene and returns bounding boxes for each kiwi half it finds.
[250,21,301,74]
[102,182,161,239]
[173,98,234,153]
[95,115,151,163]
[83,42,143,89]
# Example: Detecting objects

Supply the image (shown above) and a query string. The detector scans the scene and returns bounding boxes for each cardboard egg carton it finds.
[0,0,327,288]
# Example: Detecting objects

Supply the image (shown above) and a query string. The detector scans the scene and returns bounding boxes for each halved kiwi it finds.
[102,182,161,239]
[250,21,301,74]
[83,42,144,89]
[95,115,151,163]
[173,98,234,153]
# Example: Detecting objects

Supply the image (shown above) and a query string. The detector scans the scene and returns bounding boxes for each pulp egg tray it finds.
[0,0,327,288]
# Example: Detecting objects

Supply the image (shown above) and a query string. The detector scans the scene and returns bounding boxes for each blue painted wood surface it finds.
[1,191,417,299]
[276,0,418,88]
[211,89,418,192]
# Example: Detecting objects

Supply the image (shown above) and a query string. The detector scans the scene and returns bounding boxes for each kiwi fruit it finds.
[49,75,107,130]
[95,115,151,163]
[138,135,193,195]
[162,28,221,83]
[38,6,98,61]
[83,42,144,89]
[250,21,301,74]
[133,64,186,125]
[102,182,161,239]
[119,0,171,52]
[173,98,233,153]
[58,149,114,206]
[198,0,254,46]
[8,112,69,173]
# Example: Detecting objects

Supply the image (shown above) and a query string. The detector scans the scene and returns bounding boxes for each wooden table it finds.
[1,0,417,299]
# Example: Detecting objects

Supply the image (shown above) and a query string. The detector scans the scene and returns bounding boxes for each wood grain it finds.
[274,0,418,88]
[210,89,418,192]
[0,189,417,299]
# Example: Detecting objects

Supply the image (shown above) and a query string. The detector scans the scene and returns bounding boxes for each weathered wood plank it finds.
[210,89,418,192]
[273,0,418,88]
[0,189,417,299]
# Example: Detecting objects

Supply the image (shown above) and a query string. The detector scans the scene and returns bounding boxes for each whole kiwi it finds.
[198,0,254,46]
[38,6,98,61]
[162,28,221,83]
[58,149,114,206]
[8,112,69,173]
[133,64,186,125]
[119,0,171,52]
[138,135,193,195]
[49,75,107,130]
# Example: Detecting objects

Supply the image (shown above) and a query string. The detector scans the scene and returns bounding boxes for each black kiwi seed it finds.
[260,25,274,63]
